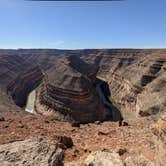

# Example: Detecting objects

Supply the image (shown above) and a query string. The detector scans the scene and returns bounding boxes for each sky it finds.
[0,0,166,49]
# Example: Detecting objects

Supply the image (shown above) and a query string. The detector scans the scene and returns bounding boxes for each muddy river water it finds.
[25,90,36,114]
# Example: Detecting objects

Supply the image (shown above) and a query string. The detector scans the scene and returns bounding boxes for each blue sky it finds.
[0,0,166,49]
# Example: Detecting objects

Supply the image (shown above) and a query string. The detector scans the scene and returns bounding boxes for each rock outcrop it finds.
[0,112,160,165]
[152,113,166,166]
[65,151,123,166]
[124,155,154,166]
[0,137,64,166]
[85,151,123,166]
[7,66,44,107]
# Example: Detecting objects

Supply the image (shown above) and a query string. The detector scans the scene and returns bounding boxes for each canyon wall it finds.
[35,56,106,123]
[97,49,166,117]
[0,49,165,121]
[7,66,44,107]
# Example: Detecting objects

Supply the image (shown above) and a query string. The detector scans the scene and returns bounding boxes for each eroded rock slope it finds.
[0,49,165,121]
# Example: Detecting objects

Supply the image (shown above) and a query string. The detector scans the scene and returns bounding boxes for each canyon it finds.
[0,49,165,165]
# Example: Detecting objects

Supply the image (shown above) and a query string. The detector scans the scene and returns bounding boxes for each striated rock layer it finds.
[0,49,165,121]
[7,66,44,107]
[97,49,166,118]
[35,56,106,123]
[0,137,64,166]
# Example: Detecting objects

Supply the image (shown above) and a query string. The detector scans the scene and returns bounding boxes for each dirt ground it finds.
[0,113,155,163]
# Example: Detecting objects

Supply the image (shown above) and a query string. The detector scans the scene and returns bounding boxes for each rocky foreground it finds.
[0,49,165,165]
[0,113,165,165]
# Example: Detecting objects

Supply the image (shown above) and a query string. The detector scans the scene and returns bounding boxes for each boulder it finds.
[85,151,123,166]
[0,137,64,166]
[57,135,73,148]
[124,155,154,166]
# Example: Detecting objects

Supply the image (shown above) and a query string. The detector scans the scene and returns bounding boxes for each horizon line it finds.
[0,47,166,50]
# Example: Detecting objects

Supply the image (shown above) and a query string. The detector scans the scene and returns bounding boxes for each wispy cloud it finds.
[37,40,66,49]
[47,40,80,49]
[53,40,65,48]
[0,40,80,49]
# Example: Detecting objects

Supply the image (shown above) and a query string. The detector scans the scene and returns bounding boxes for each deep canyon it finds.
[0,49,165,166]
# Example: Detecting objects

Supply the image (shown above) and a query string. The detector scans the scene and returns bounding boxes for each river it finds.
[25,90,36,114]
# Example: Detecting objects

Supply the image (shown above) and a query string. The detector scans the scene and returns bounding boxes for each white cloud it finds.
[41,40,65,48]
[53,40,65,48]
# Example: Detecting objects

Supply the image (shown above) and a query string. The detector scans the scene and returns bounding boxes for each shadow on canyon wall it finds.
[96,79,123,122]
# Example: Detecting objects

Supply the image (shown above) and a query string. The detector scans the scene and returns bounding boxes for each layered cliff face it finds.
[97,49,166,118]
[0,53,32,114]
[0,53,27,87]
[0,49,165,121]
[0,49,69,114]
[7,66,44,107]
[35,56,106,123]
